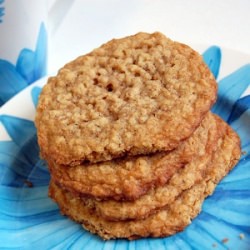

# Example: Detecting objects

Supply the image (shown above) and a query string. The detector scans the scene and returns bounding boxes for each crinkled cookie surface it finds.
[36,32,217,166]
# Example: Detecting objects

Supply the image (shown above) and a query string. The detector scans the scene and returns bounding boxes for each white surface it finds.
[0,0,47,64]
[48,0,250,73]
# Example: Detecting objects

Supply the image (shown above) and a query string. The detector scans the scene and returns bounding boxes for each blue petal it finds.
[15,23,47,86]
[0,115,35,145]
[202,46,221,79]
[180,223,222,250]
[0,117,49,187]
[27,222,83,250]
[220,177,250,192]
[0,115,36,146]
[203,190,250,226]
[0,7,4,24]
[158,236,184,250]
[0,185,47,201]
[0,115,39,165]
[0,219,78,248]
[195,213,250,250]
[31,87,42,108]
[227,95,250,123]
[16,48,36,84]
[0,60,28,104]
[212,64,250,120]
[146,237,168,250]
[0,211,62,230]
[171,235,193,250]
[0,140,49,187]
[47,231,83,250]
[63,232,101,250]
[65,231,100,250]
[0,141,27,163]
[219,169,250,191]
[0,156,33,187]
[230,110,250,153]
[221,157,250,185]
[0,186,56,217]
[27,160,50,186]
[34,23,47,80]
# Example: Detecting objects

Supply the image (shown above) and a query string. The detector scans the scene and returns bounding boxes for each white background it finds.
[48,0,250,73]
[0,0,47,64]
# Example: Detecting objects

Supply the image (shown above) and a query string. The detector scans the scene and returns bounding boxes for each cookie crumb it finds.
[241,151,247,155]
[239,233,245,240]
[24,180,33,188]
[222,238,229,244]
[212,243,217,248]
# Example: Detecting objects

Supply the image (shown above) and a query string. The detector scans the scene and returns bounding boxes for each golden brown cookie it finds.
[49,121,241,240]
[82,117,226,221]
[49,112,218,201]
[36,32,217,166]
[60,114,226,221]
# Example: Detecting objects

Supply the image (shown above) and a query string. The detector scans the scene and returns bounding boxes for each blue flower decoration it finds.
[0,47,250,249]
[0,0,4,23]
[0,22,47,105]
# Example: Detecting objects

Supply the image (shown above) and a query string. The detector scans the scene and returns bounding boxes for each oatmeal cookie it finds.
[49,121,241,240]
[78,115,226,221]
[36,32,217,166]
[49,112,218,201]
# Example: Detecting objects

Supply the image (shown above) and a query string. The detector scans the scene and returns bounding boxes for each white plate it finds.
[0,46,250,250]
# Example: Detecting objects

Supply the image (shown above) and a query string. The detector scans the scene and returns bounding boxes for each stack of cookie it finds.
[35,32,241,240]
